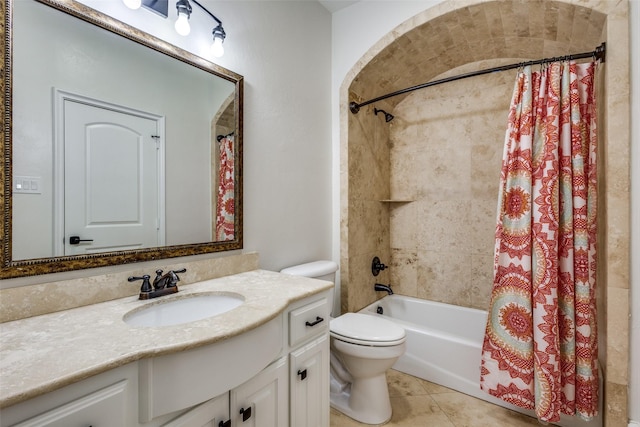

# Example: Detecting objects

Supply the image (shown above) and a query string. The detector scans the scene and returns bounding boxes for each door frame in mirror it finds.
[0,0,244,279]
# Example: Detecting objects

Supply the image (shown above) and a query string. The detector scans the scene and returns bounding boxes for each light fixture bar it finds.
[191,0,222,25]
[142,0,169,17]
[188,0,226,57]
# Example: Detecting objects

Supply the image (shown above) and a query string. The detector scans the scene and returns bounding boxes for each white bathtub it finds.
[360,295,602,427]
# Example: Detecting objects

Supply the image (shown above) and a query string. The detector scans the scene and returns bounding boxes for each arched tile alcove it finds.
[340,1,630,425]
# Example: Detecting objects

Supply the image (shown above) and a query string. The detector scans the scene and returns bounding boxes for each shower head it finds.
[374,108,394,123]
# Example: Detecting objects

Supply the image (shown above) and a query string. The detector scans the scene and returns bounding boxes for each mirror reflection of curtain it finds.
[215,134,234,240]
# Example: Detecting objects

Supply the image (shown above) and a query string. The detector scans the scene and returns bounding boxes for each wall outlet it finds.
[14,176,42,194]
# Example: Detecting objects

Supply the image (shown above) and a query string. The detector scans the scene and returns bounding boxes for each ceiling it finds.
[318,0,359,13]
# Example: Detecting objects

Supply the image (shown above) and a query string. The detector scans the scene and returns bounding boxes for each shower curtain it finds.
[215,134,235,241]
[480,60,599,423]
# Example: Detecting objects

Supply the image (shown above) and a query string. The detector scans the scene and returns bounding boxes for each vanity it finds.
[0,270,333,426]
[0,1,333,424]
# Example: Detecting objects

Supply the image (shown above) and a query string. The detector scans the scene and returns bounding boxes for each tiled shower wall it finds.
[388,61,515,311]
[341,97,393,314]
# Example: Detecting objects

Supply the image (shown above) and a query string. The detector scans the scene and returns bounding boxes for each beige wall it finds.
[388,61,513,311]
[340,1,630,425]
[341,96,393,313]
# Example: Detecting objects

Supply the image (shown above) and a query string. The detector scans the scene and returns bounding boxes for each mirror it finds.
[1,0,243,279]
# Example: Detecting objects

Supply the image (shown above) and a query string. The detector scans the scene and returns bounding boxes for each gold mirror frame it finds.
[0,0,243,279]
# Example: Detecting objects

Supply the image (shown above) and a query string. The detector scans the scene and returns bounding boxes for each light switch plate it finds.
[14,176,42,194]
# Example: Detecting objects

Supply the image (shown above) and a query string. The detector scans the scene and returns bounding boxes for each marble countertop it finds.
[0,269,333,409]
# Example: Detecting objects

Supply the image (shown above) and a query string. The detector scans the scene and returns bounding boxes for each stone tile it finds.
[0,253,259,322]
[606,287,629,385]
[469,199,499,255]
[330,369,555,427]
[387,369,430,397]
[330,408,365,427]
[389,203,418,250]
[604,382,628,427]
[417,250,472,307]
[469,252,493,311]
[430,391,543,427]
[415,200,472,253]
[420,380,455,396]
[389,249,418,297]
[385,395,455,427]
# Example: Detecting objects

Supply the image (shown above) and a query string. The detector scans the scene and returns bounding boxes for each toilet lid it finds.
[330,313,406,344]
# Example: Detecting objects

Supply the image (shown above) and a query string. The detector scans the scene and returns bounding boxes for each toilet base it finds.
[329,372,392,425]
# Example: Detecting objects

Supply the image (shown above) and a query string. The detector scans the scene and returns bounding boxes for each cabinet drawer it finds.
[289,298,329,347]
[11,380,128,427]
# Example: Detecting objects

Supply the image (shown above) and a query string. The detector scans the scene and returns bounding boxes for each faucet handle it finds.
[166,268,187,288]
[153,269,165,289]
[128,275,152,293]
[371,256,388,276]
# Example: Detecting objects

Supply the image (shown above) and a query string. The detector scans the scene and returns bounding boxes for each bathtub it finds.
[360,295,603,427]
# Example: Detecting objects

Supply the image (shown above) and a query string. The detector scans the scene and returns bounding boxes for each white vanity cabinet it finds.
[289,335,329,427]
[1,289,332,427]
[286,295,330,427]
[162,291,331,427]
[229,357,288,427]
[161,356,289,427]
[161,392,229,427]
[0,363,138,427]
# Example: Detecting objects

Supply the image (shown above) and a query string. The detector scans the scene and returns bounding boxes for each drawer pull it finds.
[219,420,231,427]
[305,316,324,327]
[240,406,252,422]
[298,369,308,380]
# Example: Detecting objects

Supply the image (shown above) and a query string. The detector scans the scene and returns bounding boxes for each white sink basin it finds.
[124,293,244,327]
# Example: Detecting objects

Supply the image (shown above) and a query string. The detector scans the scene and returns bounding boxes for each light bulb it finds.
[211,37,224,57]
[123,0,142,9]
[174,12,191,36]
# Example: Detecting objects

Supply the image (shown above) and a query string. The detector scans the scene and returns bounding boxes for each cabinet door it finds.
[10,380,128,427]
[230,357,288,427]
[162,393,230,427]
[289,334,329,427]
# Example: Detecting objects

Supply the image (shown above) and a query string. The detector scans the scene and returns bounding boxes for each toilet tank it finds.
[281,260,339,315]
[280,260,338,282]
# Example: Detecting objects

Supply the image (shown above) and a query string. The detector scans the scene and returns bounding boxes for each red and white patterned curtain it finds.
[215,134,235,241]
[480,61,599,423]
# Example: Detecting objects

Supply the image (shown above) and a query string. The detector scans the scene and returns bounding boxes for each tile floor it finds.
[330,369,546,427]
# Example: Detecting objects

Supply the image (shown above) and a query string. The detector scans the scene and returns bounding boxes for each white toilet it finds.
[281,260,406,425]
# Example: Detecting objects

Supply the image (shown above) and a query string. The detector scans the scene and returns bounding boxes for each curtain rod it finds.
[349,42,606,114]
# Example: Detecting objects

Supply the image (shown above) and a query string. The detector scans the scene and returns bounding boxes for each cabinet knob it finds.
[240,406,252,422]
[298,369,308,380]
[219,420,231,427]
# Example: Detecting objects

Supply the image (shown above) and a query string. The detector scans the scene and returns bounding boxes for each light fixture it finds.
[123,0,227,57]
[123,0,142,10]
[174,0,192,36]
[175,0,226,55]
[211,24,226,57]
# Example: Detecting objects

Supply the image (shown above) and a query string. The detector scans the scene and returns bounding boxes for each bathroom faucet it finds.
[371,256,388,276]
[153,268,186,289]
[374,283,394,295]
[128,268,186,300]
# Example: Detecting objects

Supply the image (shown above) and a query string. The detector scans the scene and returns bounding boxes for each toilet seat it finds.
[330,313,406,347]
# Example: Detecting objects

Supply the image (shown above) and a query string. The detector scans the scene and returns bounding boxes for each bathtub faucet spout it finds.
[374,283,394,295]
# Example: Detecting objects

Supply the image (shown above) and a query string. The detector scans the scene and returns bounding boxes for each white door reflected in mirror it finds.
[58,93,165,256]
